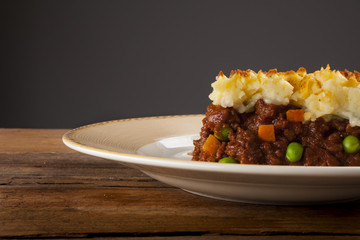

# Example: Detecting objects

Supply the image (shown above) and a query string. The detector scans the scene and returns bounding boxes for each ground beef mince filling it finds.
[192,99,360,166]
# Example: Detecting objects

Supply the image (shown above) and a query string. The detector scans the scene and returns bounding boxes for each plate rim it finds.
[62,115,360,178]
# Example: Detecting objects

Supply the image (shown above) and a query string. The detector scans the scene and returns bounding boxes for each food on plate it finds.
[192,66,360,166]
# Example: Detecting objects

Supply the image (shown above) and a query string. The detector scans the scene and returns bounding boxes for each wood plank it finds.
[1,129,360,238]
[1,187,360,238]
[2,170,360,237]
[2,185,360,237]
[54,237,360,240]
[0,153,166,188]
[0,128,71,154]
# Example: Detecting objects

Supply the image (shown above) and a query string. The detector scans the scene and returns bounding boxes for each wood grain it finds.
[1,129,360,239]
[0,128,70,153]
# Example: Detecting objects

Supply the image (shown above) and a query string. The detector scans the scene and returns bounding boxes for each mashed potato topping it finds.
[209,65,360,126]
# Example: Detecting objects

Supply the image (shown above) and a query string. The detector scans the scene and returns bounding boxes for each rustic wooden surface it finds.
[1,128,360,239]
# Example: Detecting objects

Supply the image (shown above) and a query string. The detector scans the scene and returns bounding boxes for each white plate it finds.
[63,115,360,205]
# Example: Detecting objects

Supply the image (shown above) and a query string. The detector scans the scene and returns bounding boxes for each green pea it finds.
[215,127,230,141]
[342,135,360,154]
[219,157,238,164]
[286,142,304,163]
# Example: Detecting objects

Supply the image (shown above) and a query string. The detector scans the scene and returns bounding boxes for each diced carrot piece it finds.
[202,134,221,155]
[286,109,304,122]
[258,125,275,142]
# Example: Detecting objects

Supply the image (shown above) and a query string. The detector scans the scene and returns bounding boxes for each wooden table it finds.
[1,128,360,239]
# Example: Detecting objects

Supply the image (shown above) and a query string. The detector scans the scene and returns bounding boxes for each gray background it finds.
[2,0,360,128]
